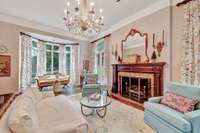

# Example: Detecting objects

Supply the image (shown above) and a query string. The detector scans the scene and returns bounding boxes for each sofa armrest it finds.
[148,96,163,103]
[184,110,200,133]
[41,91,55,99]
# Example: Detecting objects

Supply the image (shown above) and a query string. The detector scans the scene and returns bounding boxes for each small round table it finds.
[80,95,111,118]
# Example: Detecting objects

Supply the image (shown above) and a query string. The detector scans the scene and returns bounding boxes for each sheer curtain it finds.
[20,35,32,90]
[59,45,66,74]
[180,0,200,86]
[37,41,46,76]
[70,45,79,85]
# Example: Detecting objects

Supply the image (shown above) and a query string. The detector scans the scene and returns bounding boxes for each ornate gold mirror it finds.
[122,29,149,63]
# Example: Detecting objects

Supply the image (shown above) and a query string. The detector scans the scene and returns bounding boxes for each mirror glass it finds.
[122,29,149,63]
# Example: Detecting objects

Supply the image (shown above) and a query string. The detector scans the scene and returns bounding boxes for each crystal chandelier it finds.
[64,0,104,36]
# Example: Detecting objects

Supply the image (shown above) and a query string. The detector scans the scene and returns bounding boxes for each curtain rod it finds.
[20,32,79,46]
[91,34,111,43]
[176,0,192,6]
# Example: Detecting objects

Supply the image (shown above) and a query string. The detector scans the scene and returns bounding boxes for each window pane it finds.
[46,45,52,50]
[66,47,71,52]
[66,53,70,75]
[101,53,104,66]
[32,41,37,48]
[53,52,59,73]
[54,45,59,51]
[97,54,100,66]
[46,52,52,72]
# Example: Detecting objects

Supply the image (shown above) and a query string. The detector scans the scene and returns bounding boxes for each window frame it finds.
[45,43,60,74]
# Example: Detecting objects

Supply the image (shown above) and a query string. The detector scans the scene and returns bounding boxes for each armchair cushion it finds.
[145,102,191,132]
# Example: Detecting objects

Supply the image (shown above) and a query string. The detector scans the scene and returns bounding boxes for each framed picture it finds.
[0,55,11,77]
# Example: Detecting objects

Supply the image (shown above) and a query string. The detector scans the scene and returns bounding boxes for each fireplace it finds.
[119,72,154,103]
[112,62,165,110]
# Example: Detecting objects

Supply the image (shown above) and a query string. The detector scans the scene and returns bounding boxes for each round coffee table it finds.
[80,95,111,118]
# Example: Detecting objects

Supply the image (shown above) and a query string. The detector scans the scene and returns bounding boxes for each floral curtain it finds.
[180,0,200,86]
[20,35,32,90]
[37,41,46,76]
[71,45,80,85]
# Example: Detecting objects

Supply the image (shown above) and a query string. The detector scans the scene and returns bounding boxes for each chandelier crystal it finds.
[64,0,104,37]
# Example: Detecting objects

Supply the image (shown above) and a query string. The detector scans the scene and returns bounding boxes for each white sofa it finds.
[0,88,88,133]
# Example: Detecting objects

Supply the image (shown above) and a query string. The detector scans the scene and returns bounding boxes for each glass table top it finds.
[80,95,111,108]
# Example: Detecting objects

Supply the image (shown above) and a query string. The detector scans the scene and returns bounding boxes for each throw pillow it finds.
[161,92,198,113]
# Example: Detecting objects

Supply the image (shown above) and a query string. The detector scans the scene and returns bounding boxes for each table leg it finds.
[81,105,94,117]
[96,107,107,118]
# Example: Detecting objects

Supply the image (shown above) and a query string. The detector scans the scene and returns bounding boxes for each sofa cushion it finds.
[165,82,200,109]
[8,96,39,133]
[36,95,87,129]
[23,88,42,105]
[161,92,198,113]
[145,102,191,132]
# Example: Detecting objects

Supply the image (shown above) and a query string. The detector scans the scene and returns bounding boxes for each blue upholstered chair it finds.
[82,74,101,97]
[144,82,200,133]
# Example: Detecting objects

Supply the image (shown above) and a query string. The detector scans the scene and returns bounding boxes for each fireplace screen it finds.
[119,72,153,103]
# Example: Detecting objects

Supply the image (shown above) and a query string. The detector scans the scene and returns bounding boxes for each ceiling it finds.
[0,0,160,41]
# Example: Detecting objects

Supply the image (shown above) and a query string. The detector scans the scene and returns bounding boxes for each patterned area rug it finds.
[66,94,155,133]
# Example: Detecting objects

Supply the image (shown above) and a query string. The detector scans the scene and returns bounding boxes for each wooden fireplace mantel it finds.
[111,62,166,110]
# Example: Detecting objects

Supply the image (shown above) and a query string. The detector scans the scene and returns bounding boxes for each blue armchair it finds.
[144,82,200,133]
[82,74,101,97]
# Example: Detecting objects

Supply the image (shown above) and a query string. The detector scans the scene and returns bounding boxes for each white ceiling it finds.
[0,0,161,41]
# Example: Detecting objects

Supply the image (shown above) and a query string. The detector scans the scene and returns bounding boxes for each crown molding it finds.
[92,0,177,41]
[0,12,89,42]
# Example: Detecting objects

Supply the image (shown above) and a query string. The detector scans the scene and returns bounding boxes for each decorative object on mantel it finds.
[121,28,149,63]
[0,55,11,77]
[0,45,8,54]
[152,30,165,57]
[151,51,157,63]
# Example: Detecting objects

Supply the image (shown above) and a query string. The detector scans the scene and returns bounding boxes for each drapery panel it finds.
[20,35,32,90]
[37,41,46,76]
[71,45,80,85]
[180,0,200,86]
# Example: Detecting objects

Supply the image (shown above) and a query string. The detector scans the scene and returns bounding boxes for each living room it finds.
[0,0,200,133]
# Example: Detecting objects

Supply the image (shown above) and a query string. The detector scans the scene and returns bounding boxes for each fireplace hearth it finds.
[112,62,165,110]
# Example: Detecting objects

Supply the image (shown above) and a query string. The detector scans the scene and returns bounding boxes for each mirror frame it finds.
[121,28,149,63]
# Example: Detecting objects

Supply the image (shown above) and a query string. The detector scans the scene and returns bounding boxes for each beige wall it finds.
[0,21,90,95]
[171,6,184,81]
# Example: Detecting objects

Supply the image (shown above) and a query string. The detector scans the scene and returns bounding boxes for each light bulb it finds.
[67,1,70,6]
[90,2,95,6]
[99,8,103,13]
